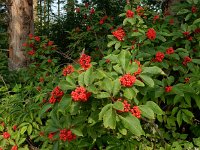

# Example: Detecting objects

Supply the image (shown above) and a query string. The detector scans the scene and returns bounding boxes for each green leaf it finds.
[126,62,138,74]
[71,129,83,136]
[192,59,200,64]
[112,79,121,96]
[78,72,85,86]
[182,109,194,118]
[118,50,131,72]
[102,78,113,94]
[115,42,121,50]
[124,88,136,100]
[20,126,28,135]
[39,103,52,117]
[139,105,155,119]
[99,104,113,120]
[84,67,93,86]
[146,101,164,115]
[103,108,116,129]
[193,18,200,24]
[177,9,190,15]
[119,113,144,136]
[66,76,76,87]
[107,41,117,47]
[52,141,59,150]
[139,75,154,87]
[59,80,75,90]
[58,95,72,112]
[113,101,124,111]
[185,13,192,21]
[192,95,200,109]
[113,65,123,74]
[142,66,165,75]
[27,124,32,135]
[177,110,182,127]
[131,32,142,37]
[172,86,184,97]
[134,79,145,87]
[96,92,110,99]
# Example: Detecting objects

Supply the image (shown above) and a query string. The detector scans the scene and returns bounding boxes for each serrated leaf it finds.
[39,103,52,117]
[71,129,83,136]
[113,65,123,74]
[177,110,182,127]
[126,62,138,74]
[96,92,110,99]
[113,79,121,96]
[146,101,164,115]
[177,9,190,15]
[103,108,116,129]
[58,95,72,112]
[27,124,32,135]
[193,18,200,24]
[102,78,113,94]
[20,126,28,135]
[118,50,131,72]
[182,109,194,118]
[134,79,145,87]
[139,74,154,87]
[139,105,155,119]
[99,104,113,120]
[119,113,144,136]
[113,101,124,111]
[107,41,117,47]
[78,72,85,86]
[142,66,165,75]
[115,42,121,50]
[84,67,93,86]
[124,88,136,100]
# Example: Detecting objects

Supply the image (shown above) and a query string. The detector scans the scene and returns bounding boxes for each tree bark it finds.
[7,0,34,70]
[33,0,38,22]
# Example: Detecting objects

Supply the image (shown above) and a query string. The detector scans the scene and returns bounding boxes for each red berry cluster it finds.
[182,56,192,66]
[136,6,144,16]
[59,129,76,142]
[75,7,80,13]
[71,86,91,102]
[62,65,74,76]
[99,16,108,25]
[79,54,91,70]
[11,145,18,150]
[165,86,172,92]
[134,60,142,76]
[166,47,174,55]
[28,50,35,56]
[130,106,141,118]
[153,15,159,22]
[120,73,136,87]
[191,6,197,13]
[48,132,55,140]
[122,100,131,112]
[169,18,174,25]
[117,99,141,118]
[112,28,126,41]
[90,8,95,14]
[13,125,17,131]
[155,51,165,62]
[126,10,134,18]
[194,28,200,34]
[49,86,64,104]
[146,28,156,40]
[3,132,10,139]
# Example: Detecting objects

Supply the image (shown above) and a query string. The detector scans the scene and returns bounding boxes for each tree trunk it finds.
[33,0,38,22]
[7,0,34,70]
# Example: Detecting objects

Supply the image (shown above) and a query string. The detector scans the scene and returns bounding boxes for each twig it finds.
[0,74,8,90]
